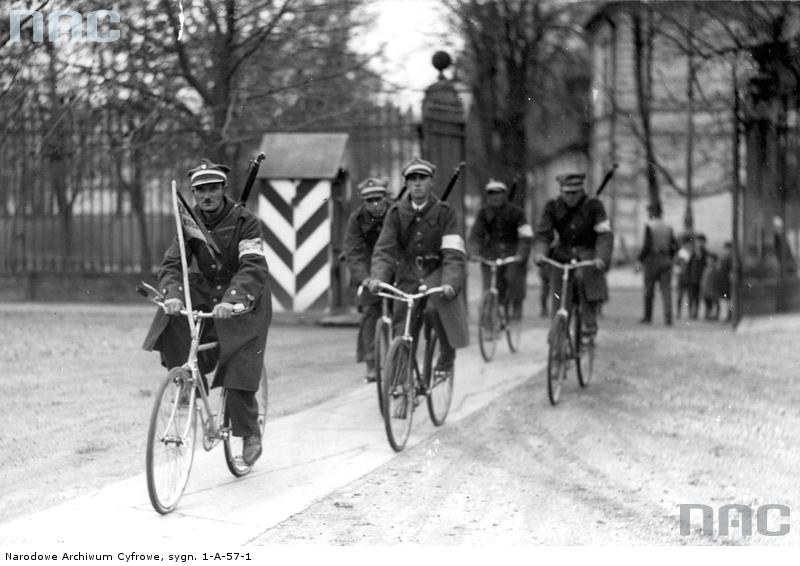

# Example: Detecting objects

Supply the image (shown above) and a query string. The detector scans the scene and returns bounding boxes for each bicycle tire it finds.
[224,364,268,477]
[547,317,569,406]
[573,308,593,387]
[374,318,392,417]
[478,291,498,361]
[146,367,197,514]
[381,337,414,452]
[424,327,454,426]
[505,303,522,353]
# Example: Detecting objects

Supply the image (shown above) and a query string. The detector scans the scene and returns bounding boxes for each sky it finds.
[353,0,460,111]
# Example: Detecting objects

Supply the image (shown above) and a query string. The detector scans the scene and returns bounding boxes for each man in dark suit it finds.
[636,203,678,325]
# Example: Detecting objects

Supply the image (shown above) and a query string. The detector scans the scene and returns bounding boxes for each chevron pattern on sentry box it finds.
[258,178,332,312]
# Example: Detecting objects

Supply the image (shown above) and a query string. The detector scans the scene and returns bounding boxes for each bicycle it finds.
[137,282,268,514]
[538,257,597,405]
[373,281,454,452]
[472,255,523,361]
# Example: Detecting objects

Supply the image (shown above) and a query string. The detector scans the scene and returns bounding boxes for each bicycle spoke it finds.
[146,369,196,514]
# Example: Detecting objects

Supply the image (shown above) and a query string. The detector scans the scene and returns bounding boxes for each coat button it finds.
[216,285,222,290]
[211,264,218,270]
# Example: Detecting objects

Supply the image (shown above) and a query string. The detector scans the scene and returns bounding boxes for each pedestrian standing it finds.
[674,236,693,319]
[343,177,391,382]
[717,241,733,322]
[686,233,712,320]
[636,204,678,325]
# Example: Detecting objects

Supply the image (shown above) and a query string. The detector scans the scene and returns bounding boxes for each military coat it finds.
[468,201,533,302]
[143,197,271,391]
[371,193,469,348]
[343,204,387,306]
[534,194,613,303]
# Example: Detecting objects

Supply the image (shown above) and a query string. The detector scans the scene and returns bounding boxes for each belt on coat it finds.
[414,254,442,275]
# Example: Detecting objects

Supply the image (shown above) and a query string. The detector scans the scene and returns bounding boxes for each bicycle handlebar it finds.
[136,281,252,319]
[471,255,520,267]
[374,281,444,302]
[539,257,598,271]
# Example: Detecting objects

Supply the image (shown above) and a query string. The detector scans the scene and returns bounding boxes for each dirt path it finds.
[3,287,799,545]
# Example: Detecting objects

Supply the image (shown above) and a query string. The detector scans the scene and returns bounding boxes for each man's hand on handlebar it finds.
[441,284,456,299]
[533,252,546,266]
[593,258,606,271]
[212,302,245,319]
[366,278,383,294]
[163,298,184,315]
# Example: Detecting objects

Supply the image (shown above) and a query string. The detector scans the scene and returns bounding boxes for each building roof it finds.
[256,132,349,179]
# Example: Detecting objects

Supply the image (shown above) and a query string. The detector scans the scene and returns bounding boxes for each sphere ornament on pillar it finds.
[432,51,452,79]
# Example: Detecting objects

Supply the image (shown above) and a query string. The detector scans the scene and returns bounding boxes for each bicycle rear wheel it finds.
[224,364,268,477]
[382,337,414,452]
[505,303,522,353]
[374,318,392,417]
[573,308,594,387]
[478,291,498,361]
[146,367,197,514]
[546,317,569,406]
[424,327,454,426]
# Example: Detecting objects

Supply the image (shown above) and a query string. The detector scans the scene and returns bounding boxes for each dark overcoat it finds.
[343,202,387,361]
[534,194,613,303]
[344,204,386,285]
[143,197,271,391]
[370,193,469,348]
[468,201,533,302]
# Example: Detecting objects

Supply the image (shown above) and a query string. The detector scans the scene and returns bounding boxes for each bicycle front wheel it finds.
[374,318,392,417]
[478,291,498,361]
[573,308,594,387]
[424,328,454,426]
[382,338,414,452]
[505,303,522,353]
[146,368,197,514]
[224,364,269,477]
[546,317,569,406]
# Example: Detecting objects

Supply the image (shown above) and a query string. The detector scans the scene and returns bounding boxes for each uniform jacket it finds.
[468,202,533,260]
[638,218,678,275]
[343,203,387,287]
[371,193,469,348]
[143,197,271,391]
[534,194,613,302]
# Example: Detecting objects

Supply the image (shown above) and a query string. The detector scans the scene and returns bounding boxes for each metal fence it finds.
[0,103,418,278]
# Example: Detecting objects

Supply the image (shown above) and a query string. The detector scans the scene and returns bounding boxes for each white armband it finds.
[441,234,466,254]
[594,219,611,233]
[239,238,266,258]
[517,223,534,238]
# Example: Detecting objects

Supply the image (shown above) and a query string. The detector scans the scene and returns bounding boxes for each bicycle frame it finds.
[374,283,444,380]
[138,281,243,448]
[472,255,519,302]
[540,257,597,321]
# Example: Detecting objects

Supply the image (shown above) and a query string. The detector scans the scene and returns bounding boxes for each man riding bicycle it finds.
[142,159,271,467]
[343,177,391,383]
[533,172,613,345]
[366,156,469,380]
[468,178,533,321]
